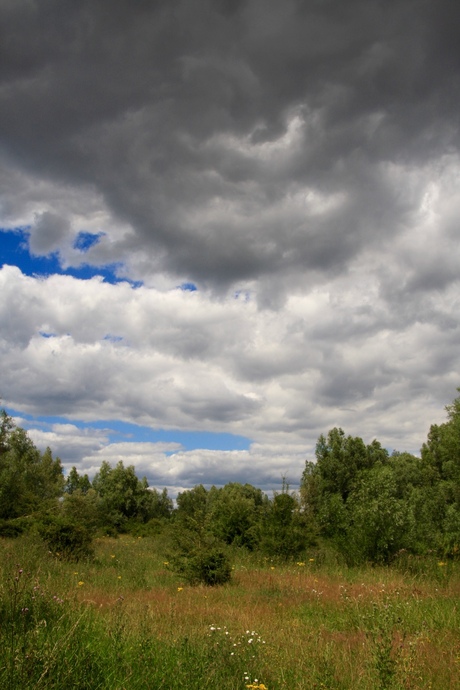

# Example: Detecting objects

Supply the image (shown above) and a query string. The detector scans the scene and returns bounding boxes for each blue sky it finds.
[6,407,250,453]
[1,226,137,285]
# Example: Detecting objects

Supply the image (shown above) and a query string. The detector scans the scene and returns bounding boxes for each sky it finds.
[1,0,459,497]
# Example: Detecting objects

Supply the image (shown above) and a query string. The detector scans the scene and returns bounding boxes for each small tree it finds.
[260,480,314,559]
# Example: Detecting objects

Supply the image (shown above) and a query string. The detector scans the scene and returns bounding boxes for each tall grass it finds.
[1,534,459,689]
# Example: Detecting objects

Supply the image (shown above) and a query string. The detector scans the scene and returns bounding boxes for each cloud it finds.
[1,0,459,295]
[2,263,458,465]
[1,1,460,486]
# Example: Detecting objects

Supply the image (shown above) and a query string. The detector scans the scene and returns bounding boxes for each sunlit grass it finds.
[1,534,460,688]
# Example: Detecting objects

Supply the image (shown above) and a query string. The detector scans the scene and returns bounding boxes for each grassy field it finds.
[1,533,459,689]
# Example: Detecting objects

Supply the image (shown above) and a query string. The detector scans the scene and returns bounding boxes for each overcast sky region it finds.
[1,0,460,497]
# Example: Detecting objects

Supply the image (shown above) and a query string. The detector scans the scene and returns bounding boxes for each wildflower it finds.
[438,561,446,567]
[177,587,183,591]
[78,581,84,586]
[163,561,169,565]
[111,554,116,558]
[118,576,122,579]
[309,558,315,562]
[297,562,305,566]
[270,566,275,570]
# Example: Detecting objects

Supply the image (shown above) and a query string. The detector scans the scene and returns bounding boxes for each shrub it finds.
[38,518,94,561]
[0,519,27,538]
[178,546,232,586]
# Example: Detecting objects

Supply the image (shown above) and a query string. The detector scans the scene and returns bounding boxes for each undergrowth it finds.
[0,534,459,689]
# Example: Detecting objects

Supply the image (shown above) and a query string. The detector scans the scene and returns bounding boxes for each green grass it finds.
[1,534,460,689]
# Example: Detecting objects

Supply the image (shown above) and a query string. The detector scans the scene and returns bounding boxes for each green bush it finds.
[38,518,94,562]
[178,546,232,586]
[0,518,27,538]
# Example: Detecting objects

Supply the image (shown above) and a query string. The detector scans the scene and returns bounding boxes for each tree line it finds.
[1,390,460,571]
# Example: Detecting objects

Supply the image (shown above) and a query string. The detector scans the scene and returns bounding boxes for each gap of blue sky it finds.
[6,408,251,453]
[0,226,141,286]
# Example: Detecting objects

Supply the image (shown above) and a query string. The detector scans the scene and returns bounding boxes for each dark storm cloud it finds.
[1,0,458,293]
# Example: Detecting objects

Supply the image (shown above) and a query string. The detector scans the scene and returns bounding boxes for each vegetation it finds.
[1,391,460,686]
[0,533,459,689]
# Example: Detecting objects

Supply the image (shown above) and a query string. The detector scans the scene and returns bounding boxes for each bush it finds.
[38,518,94,561]
[177,546,232,586]
[0,518,27,538]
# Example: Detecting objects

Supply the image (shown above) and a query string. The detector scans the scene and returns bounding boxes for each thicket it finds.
[1,390,460,579]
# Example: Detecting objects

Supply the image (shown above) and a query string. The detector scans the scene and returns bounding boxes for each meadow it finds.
[1,533,459,689]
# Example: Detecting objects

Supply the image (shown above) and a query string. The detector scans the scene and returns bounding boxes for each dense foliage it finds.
[1,390,460,572]
[301,391,460,564]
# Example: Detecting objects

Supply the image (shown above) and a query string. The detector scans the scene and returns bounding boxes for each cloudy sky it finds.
[1,0,459,496]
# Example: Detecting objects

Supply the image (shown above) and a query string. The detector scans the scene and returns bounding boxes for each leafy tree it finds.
[422,390,460,484]
[0,409,14,456]
[175,484,209,534]
[0,413,63,520]
[346,465,413,564]
[92,460,170,531]
[312,428,388,503]
[136,485,173,522]
[259,480,314,559]
[419,390,460,555]
[207,482,266,549]
[170,485,233,585]
[65,466,92,494]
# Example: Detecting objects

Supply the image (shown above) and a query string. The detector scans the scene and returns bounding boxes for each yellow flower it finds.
[438,561,446,567]
[163,561,169,565]
[297,562,305,566]
[78,581,84,586]
[118,576,122,579]
[309,558,315,562]
[270,566,275,570]
[177,587,183,591]
[111,554,115,558]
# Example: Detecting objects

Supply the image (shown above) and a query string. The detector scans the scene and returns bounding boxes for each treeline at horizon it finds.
[1,390,460,579]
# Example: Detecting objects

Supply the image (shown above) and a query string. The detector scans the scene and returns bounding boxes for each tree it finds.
[175,484,209,534]
[64,466,92,494]
[346,465,413,564]
[91,460,169,531]
[0,412,64,519]
[207,482,266,549]
[313,428,388,503]
[259,479,314,559]
[420,390,460,555]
